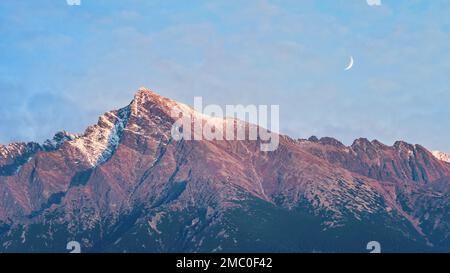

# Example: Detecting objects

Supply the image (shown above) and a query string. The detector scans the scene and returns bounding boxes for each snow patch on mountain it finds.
[96,106,130,165]
[68,106,131,167]
[432,151,450,163]
[0,142,41,176]
[0,143,28,159]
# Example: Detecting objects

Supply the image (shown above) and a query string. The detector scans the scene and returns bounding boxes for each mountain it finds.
[0,88,449,253]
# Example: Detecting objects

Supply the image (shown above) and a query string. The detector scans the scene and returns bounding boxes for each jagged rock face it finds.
[0,88,449,253]
[0,142,41,176]
[42,131,80,152]
[300,137,449,184]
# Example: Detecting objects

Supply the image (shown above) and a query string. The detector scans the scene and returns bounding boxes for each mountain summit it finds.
[0,88,449,252]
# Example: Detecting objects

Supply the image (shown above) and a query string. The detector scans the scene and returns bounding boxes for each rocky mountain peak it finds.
[351,137,372,148]
[393,140,415,151]
[318,137,345,148]
[43,131,80,151]
[130,87,177,116]
[0,142,41,176]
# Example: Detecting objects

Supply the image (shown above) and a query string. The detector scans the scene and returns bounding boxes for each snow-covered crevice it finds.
[12,156,33,175]
[68,105,131,167]
[96,106,131,165]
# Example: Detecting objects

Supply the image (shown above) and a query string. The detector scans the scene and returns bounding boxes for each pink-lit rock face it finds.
[0,88,449,252]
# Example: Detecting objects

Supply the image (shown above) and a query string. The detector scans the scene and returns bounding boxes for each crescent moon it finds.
[345,56,354,71]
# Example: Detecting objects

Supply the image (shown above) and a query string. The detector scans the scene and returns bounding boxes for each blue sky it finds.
[0,0,449,152]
